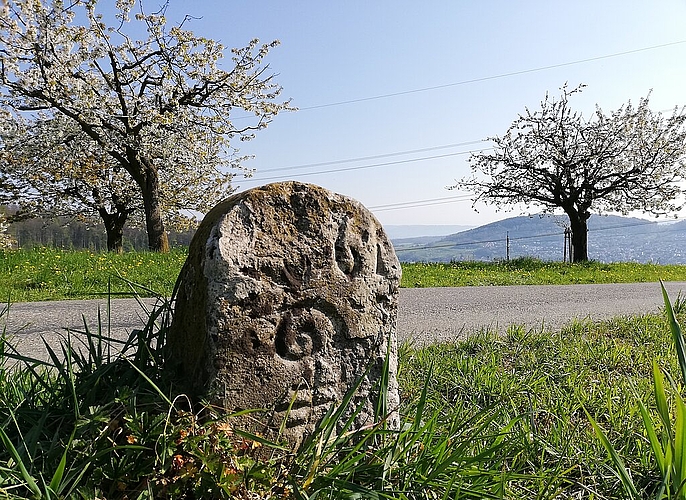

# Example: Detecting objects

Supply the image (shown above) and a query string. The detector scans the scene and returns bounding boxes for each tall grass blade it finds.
[636,388,667,477]
[646,283,686,499]
[123,358,173,406]
[48,431,73,494]
[662,281,686,387]
[676,395,686,498]
[232,429,290,452]
[653,360,674,440]
[0,426,41,497]
[585,408,640,499]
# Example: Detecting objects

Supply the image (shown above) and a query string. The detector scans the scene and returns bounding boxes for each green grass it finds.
[402,257,686,287]
[1,286,686,497]
[3,249,686,302]
[401,317,674,497]
[0,247,188,302]
[5,249,686,496]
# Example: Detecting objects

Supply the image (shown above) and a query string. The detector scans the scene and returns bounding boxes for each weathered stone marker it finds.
[167,181,401,447]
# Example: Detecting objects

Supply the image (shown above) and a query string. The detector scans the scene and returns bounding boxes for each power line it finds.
[254,140,488,174]
[237,36,686,184]
[230,39,686,120]
[369,194,473,212]
[587,219,660,234]
[234,35,686,209]
[296,40,686,111]
[394,230,565,253]
[241,104,680,183]
[238,103,681,187]
[393,218,684,253]
[240,149,487,184]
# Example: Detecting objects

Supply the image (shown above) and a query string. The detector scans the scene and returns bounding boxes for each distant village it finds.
[392,214,686,264]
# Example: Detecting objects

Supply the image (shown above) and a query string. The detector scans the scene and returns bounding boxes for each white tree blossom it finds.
[0,0,291,251]
[0,212,13,249]
[453,84,686,262]
[0,111,142,251]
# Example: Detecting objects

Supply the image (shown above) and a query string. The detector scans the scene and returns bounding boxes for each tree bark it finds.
[105,221,124,253]
[140,164,169,253]
[566,210,590,262]
[120,154,170,253]
[99,209,127,253]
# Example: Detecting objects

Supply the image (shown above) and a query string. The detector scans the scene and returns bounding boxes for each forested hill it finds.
[392,214,686,264]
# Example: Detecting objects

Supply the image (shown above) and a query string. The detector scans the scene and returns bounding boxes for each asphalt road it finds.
[3,281,686,360]
[398,281,686,344]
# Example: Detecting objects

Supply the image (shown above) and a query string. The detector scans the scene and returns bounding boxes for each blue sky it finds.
[150,1,686,226]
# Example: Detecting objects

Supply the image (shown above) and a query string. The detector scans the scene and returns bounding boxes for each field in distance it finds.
[3,248,686,302]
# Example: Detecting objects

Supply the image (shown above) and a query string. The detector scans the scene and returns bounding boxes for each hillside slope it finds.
[393,214,686,263]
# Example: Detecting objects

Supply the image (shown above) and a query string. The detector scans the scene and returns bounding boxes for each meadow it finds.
[402,257,686,287]
[3,248,686,301]
[0,248,189,302]
[2,249,686,497]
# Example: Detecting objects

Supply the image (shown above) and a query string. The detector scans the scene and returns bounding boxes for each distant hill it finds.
[392,214,686,264]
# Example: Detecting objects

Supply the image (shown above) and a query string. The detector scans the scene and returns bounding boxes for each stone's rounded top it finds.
[192,181,401,285]
[168,181,401,449]
[203,181,372,223]
[202,180,379,229]
[203,181,362,221]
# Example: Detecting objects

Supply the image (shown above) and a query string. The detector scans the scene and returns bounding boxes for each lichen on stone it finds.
[167,181,401,448]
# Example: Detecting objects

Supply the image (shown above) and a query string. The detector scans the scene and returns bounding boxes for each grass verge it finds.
[4,249,686,302]
[402,257,686,287]
[1,287,685,497]
[0,247,188,302]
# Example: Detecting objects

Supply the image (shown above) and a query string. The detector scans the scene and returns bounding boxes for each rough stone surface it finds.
[167,181,401,447]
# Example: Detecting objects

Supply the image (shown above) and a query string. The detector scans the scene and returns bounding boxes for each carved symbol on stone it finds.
[167,181,401,448]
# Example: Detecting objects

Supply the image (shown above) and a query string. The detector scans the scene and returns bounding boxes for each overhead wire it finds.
[234,39,686,223]
[240,148,489,184]
[253,140,488,174]
[293,40,686,111]
[369,194,473,212]
[393,230,565,253]
[242,104,680,184]
[235,39,686,181]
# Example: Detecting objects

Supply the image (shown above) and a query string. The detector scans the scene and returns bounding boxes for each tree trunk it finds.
[566,210,590,262]
[140,165,170,253]
[105,222,124,253]
[99,209,127,254]
[123,154,169,253]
